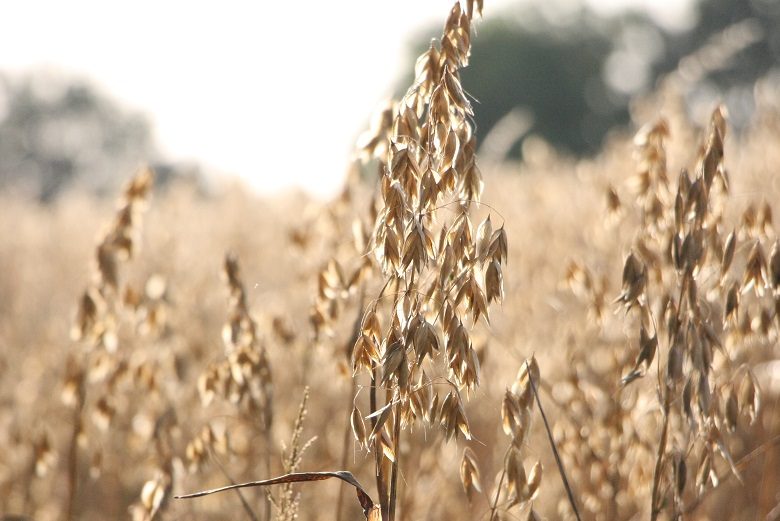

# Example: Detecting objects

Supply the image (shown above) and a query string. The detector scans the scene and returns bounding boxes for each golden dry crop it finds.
[1,1,780,520]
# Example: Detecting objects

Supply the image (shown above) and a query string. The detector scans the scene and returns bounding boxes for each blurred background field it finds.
[2,0,780,520]
[2,0,778,200]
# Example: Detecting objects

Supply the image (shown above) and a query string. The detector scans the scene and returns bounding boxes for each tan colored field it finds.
[2,2,780,520]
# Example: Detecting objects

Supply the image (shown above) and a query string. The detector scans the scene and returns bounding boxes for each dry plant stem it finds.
[64,400,83,521]
[336,379,358,521]
[527,360,582,521]
[388,404,402,521]
[651,276,687,520]
[211,450,260,521]
[488,446,513,521]
[650,390,671,521]
[370,367,389,517]
[263,427,272,521]
[337,294,366,521]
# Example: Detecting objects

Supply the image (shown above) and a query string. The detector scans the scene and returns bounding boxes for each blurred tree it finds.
[665,0,779,84]
[0,72,157,202]
[651,0,780,127]
[400,0,780,160]
[458,11,625,157]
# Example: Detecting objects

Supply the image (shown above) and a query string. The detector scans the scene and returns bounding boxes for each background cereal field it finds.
[2,1,780,520]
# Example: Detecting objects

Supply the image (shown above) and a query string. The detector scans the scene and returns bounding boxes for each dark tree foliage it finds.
[0,73,157,202]
[400,0,780,160]
[459,15,623,156]
[663,0,780,87]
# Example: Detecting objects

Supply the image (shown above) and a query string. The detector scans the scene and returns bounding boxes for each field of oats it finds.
[2,2,780,521]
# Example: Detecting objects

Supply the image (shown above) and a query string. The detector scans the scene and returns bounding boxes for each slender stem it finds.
[488,446,512,521]
[338,289,366,521]
[64,372,86,521]
[263,424,273,521]
[336,379,358,521]
[211,450,260,521]
[370,367,389,517]
[388,403,402,521]
[650,390,671,521]
[377,451,389,520]
[65,401,82,521]
[527,360,582,521]
[650,271,688,520]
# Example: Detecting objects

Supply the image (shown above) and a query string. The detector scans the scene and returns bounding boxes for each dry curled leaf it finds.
[177,471,376,518]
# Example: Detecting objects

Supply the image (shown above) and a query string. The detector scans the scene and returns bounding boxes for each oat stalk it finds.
[526,359,581,521]
[210,450,260,521]
[487,445,512,521]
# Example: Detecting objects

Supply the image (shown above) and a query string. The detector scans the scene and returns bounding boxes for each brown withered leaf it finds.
[176,471,377,518]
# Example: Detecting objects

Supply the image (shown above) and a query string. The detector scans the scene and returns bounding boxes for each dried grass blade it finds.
[176,471,376,518]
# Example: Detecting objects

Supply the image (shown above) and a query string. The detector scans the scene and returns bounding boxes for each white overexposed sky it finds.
[0,0,692,198]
